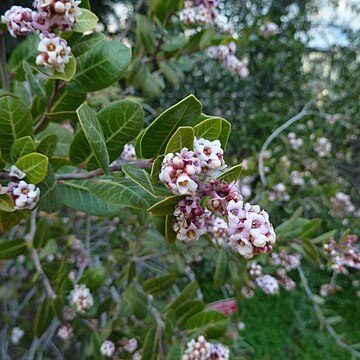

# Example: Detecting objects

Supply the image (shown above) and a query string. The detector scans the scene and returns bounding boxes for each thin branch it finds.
[56,160,152,181]
[297,264,360,359]
[27,210,57,300]
[34,80,61,133]
[0,31,9,91]
[258,101,329,186]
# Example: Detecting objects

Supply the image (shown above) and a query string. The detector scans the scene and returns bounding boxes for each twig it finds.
[258,100,329,186]
[34,80,61,133]
[56,160,152,181]
[0,31,9,91]
[297,263,360,359]
[27,210,57,300]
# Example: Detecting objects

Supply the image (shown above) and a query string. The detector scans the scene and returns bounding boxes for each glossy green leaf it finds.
[0,212,24,234]
[176,300,205,325]
[142,326,158,360]
[0,239,27,260]
[34,299,54,337]
[213,248,227,290]
[33,218,50,249]
[71,32,105,57]
[136,15,156,54]
[10,136,36,163]
[72,9,98,33]
[139,95,202,158]
[167,281,199,312]
[143,273,177,295]
[15,152,49,184]
[165,215,177,243]
[71,40,131,92]
[0,194,14,212]
[36,134,58,157]
[217,165,242,183]
[165,126,194,154]
[76,104,109,174]
[194,117,231,149]
[123,287,148,320]
[23,61,47,99]
[147,196,182,216]
[0,95,33,161]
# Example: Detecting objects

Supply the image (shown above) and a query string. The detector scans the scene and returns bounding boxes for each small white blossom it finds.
[68,284,93,312]
[121,144,137,162]
[124,338,138,353]
[57,324,73,340]
[100,340,115,358]
[260,22,279,37]
[256,275,279,295]
[314,137,331,157]
[11,181,40,210]
[10,327,24,345]
[290,170,304,186]
[209,343,230,360]
[9,165,26,179]
[182,336,212,360]
[36,33,71,74]
[1,6,35,38]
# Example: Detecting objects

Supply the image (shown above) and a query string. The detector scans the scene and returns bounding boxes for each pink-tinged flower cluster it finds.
[276,268,296,291]
[314,136,331,157]
[268,183,290,202]
[173,196,206,242]
[33,0,81,32]
[271,251,301,271]
[36,33,71,74]
[329,192,356,219]
[324,235,360,274]
[290,170,304,186]
[68,284,93,312]
[159,148,201,195]
[182,336,229,360]
[57,324,73,340]
[1,6,35,38]
[287,132,303,150]
[100,340,115,358]
[194,138,226,177]
[256,274,279,295]
[8,180,41,210]
[260,22,279,37]
[227,201,276,258]
[121,144,137,162]
[205,43,249,78]
[205,214,229,246]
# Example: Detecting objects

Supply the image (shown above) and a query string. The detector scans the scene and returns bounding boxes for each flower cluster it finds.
[290,170,304,186]
[121,144,137,162]
[268,183,290,202]
[1,166,41,211]
[329,192,356,219]
[57,324,73,341]
[314,137,332,157]
[100,340,116,358]
[260,22,279,37]
[287,132,303,150]
[323,235,360,274]
[100,338,140,358]
[159,138,276,258]
[10,327,24,345]
[182,336,229,360]
[2,1,81,74]
[68,284,93,312]
[205,43,249,78]
[256,274,279,295]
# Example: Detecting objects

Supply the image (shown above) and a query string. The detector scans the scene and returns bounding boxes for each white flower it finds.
[237,321,246,331]
[290,170,304,186]
[100,340,115,358]
[1,6,35,38]
[0,184,8,195]
[12,181,40,210]
[209,343,230,359]
[194,137,226,177]
[10,327,24,345]
[260,22,279,37]
[57,324,73,340]
[182,336,212,360]
[68,284,93,312]
[256,275,279,295]
[121,144,137,161]
[133,352,142,360]
[36,33,71,74]
[9,165,26,179]
[314,137,331,157]
[124,338,138,353]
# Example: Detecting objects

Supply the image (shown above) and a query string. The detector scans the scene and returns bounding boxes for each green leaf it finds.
[60,180,122,217]
[185,310,229,338]
[38,165,62,213]
[139,95,202,158]
[165,126,194,154]
[0,212,24,234]
[15,152,49,184]
[10,136,36,163]
[33,218,50,249]
[300,218,321,239]
[142,326,158,360]
[122,163,171,197]
[34,299,54,337]
[70,100,144,168]
[71,32,105,57]
[0,95,33,161]
[147,196,182,216]
[312,230,337,244]
[166,344,182,360]
[33,54,77,82]
[176,300,205,325]
[150,154,164,183]
[36,134,58,157]
[23,61,47,99]
[0,239,27,260]
[167,281,199,312]
[165,215,177,243]
[213,248,227,290]
[136,15,156,54]
[72,9,98,33]
[149,0,183,23]
[71,40,131,92]
[194,117,231,149]
[217,165,242,183]
[143,273,177,295]
[80,266,106,291]
[123,287,148,320]
[76,104,109,174]
[0,194,14,212]
[88,177,157,209]
[38,123,72,158]
[8,34,38,81]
